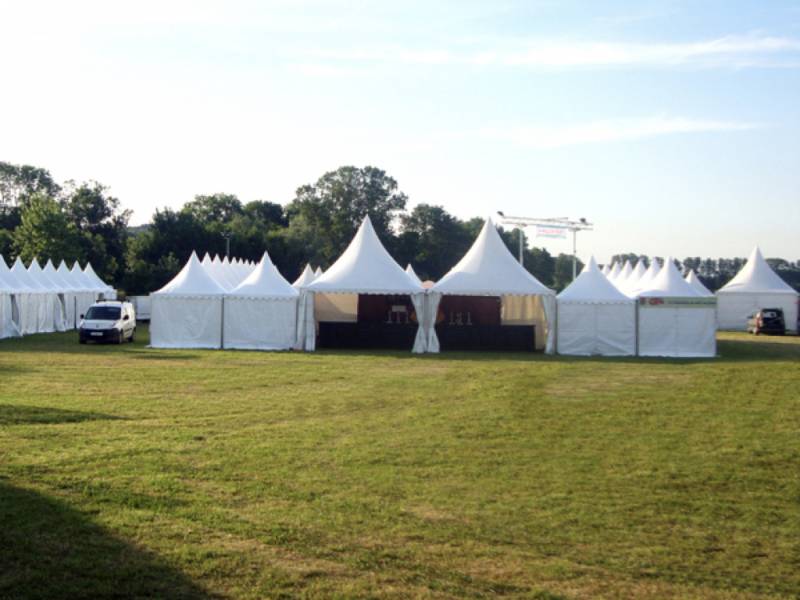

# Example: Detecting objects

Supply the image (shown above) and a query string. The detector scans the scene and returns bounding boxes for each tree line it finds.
[1,161,798,295]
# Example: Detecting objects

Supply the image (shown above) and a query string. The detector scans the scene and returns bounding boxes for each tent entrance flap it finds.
[313,293,422,350]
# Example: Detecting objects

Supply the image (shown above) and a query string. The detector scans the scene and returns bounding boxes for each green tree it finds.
[552,253,583,291]
[64,181,131,283]
[285,166,408,266]
[13,193,84,264]
[396,204,473,280]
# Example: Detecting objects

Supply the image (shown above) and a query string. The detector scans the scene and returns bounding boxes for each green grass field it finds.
[1,326,799,599]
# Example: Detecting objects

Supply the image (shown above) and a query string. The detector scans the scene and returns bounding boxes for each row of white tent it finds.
[152,214,798,357]
[151,216,557,353]
[600,249,798,333]
[0,256,115,339]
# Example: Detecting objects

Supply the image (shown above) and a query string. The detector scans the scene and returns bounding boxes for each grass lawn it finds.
[1,326,799,599]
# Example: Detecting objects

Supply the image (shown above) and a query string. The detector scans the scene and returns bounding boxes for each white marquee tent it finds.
[150,252,226,348]
[429,217,556,353]
[556,257,636,356]
[685,270,713,297]
[405,264,423,286]
[28,259,67,332]
[716,247,798,333]
[12,257,61,334]
[638,258,717,357]
[223,252,298,350]
[298,216,425,352]
[292,264,317,289]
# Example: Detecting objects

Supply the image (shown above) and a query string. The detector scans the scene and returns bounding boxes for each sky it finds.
[1,0,799,263]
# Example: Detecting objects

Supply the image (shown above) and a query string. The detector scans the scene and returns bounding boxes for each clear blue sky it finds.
[1,0,798,262]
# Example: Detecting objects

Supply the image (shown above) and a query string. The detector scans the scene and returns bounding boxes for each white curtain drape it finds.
[542,294,556,355]
[411,292,426,353]
[424,292,442,353]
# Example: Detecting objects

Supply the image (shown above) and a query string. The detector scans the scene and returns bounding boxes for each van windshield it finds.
[85,306,120,320]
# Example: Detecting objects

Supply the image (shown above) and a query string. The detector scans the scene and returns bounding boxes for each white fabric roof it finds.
[432,218,553,296]
[314,266,323,277]
[83,263,113,292]
[0,256,28,291]
[717,246,797,295]
[71,263,103,291]
[685,270,713,297]
[308,216,423,295]
[292,264,317,289]
[405,264,423,286]
[154,252,226,296]
[43,260,76,291]
[600,263,611,276]
[12,258,47,291]
[608,262,621,280]
[618,260,633,282]
[229,252,297,298]
[558,257,634,304]
[639,257,700,297]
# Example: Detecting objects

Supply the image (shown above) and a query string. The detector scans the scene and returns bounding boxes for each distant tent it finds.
[607,262,621,281]
[150,252,226,348]
[292,264,317,289]
[299,216,425,352]
[627,258,661,297]
[556,257,636,356]
[314,266,323,278]
[405,264,423,286]
[716,247,798,333]
[0,256,21,339]
[429,217,556,353]
[223,252,298,350]
[637,257,716,357]
[685,270,713,297]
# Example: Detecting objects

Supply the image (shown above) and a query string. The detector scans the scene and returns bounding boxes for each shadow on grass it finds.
[0,404,123,426]
[0,481,215,600]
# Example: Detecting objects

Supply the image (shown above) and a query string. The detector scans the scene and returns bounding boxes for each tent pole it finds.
[220,296,225,350]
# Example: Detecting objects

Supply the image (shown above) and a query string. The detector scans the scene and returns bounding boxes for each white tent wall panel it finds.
[638,306,716,357]
[717,292,798,332]
[557,303,636,356]
[223,298,297,350]
[0,293,19,339]
[150,296,223,349]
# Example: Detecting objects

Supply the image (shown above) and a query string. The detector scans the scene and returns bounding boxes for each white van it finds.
[78,301,136,344]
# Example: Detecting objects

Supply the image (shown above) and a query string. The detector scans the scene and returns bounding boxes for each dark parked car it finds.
[747,308,785,335]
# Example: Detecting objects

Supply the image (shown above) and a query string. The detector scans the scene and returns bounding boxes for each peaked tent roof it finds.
[230,252,298,298]
[685,270,713,297]
[292,264,317,289]
[154,252,226,296]
[314,266,323,278]
[308,216,423,294]
[601,263,611,276]
[84,263,113,291]
[629,258,661,295]
[0,256,28,291]
[618,260,633,282]
[71,263,103,291]
[717,246,797,295]
[432,217,553,296]
[12,257,47,291]
[558,257,634,304]
[405,264,423,286]
[29,258,61,291]
[608,262,622,280]
[639,257,700,297]
[43,260,76,291]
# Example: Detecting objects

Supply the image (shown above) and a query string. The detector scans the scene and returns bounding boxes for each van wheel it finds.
[118,330,125,344]
[129,329,135,343]
[79,338,87,345]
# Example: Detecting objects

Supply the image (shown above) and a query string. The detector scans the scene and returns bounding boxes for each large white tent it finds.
[638,258,717,357]
[223,252,298,350]
[716,247,798,333]
[429,217,556,353]
[685,270,713,297]
[150,252,226,348]
[84,263,117,299]
[556,257,636,356]
[298,216,425,352]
